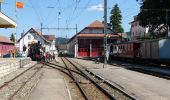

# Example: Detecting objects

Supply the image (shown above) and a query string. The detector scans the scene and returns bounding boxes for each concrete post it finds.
[75,39,78,57]
[90,40,92,57]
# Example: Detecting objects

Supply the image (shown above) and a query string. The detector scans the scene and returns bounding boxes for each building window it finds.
[28,35,31,40]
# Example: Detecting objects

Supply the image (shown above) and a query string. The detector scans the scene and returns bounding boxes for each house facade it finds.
[17,28,56,56]
[130,16,149,41]
[43,35,56,51]
[67,20,120,58]
[0,36,14,57]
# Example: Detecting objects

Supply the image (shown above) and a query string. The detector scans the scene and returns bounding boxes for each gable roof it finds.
[17,28,50,43]
[68,20,119,43]
[43,35,55,41]
[0,35,14,44]
[87,20,104,28]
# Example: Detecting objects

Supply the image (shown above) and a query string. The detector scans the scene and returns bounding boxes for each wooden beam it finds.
[0,24,16,28]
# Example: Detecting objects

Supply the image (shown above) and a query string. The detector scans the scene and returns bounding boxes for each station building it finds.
[67,20,120,58]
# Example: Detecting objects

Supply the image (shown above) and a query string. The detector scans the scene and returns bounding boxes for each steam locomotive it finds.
[27,41,55,61]
[27,41,43,61]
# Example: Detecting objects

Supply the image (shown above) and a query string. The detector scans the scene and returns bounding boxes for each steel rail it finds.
[64,57,116,100]
[44,63,82,84]
[45,62,83,76]
[112,59,170,80]
[128,67,170,80]
[8,65,44,100]
[0,64,37,90]
[71,59,137,100]
[85,69,137,100]
[61,57,88,100]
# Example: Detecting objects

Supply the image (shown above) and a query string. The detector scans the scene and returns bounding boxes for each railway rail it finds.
[45,57,136,100]
[0,63,44,100]
[109,59,170,80]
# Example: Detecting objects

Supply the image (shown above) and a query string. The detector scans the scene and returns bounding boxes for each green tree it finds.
[137,0,170,36]
[55,41,60,51]
[110,4,124,33]
[10,33,15,42]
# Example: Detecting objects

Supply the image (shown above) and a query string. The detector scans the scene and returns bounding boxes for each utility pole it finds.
[104,0,107,65]
[41,25,78,57]
[75,24,78,58]
[41,23,43,34]
[58,12,61,30]
[166,9,169,37]
[14,0,17,58]
[76,24,78,34]
[0,0,2,12]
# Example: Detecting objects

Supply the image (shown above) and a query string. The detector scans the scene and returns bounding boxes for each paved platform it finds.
[27,65,69,100]
[70,58,170,100]
[108,60,170,76]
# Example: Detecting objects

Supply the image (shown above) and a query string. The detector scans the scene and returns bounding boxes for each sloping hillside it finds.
[56,37,69,44]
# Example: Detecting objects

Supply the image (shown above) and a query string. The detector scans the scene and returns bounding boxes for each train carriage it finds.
[110,42,140,59]
[109,38,170,65]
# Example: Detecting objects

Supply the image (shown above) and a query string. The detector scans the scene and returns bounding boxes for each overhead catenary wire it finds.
[28,0,44,24]
[66,0,92,27]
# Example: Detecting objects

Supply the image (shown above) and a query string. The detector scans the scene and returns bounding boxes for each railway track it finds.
[110,60,170,80]
[0,63,44,100]
[45,57,136,100]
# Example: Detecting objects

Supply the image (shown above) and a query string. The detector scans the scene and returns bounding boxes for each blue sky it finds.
[0,0,140,39]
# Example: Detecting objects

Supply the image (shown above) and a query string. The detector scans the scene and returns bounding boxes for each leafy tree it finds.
[55,41,60,51]
[10,33,15,42]
[137,0,170,36]
[110,4,124,33]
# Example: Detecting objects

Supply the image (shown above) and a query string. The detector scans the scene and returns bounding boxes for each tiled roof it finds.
[0,35,13,44]
[43,35,55,41]
[77,34,119,38]
[67,20,119,43]
[87,20,104,28]
[18,28,51,44]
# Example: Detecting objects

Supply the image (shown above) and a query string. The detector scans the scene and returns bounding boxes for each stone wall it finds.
[0,58,31,78]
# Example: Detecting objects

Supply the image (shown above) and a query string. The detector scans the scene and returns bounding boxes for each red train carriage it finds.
[109,38,170,65]
[110,42,140,59]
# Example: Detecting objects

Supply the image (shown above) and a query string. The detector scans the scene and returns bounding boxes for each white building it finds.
[130,16,149,41]
[17,28,56,56]
[43,35,56,51]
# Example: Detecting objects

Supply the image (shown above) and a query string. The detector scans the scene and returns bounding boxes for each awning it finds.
[0,12,17,28]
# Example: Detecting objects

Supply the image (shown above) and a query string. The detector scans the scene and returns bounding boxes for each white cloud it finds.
[87,4,104,12]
